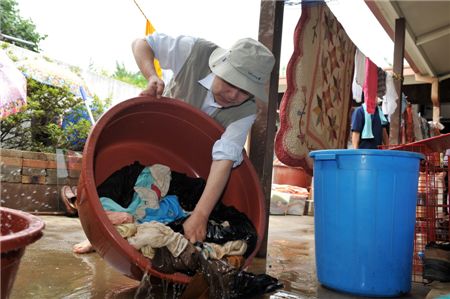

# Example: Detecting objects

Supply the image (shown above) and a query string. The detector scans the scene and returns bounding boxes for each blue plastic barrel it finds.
[309,149,423,297]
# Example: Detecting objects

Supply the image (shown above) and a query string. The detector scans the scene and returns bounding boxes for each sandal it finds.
[71,185,78,197]
[61,185,78,216]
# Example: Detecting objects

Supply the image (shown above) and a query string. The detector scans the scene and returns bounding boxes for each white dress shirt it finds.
[146,33,256,167]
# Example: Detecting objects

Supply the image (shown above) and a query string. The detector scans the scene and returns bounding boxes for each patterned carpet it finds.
[275,2,356,175]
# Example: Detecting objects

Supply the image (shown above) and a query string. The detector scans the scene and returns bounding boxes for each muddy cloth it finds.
[153,243,283,299]
[199,240,247,260]
[423,242,450,282]
[152,245,200,276]
[128,221,188,258]
[229,270,284,298]
[115,223,137,238]
[168,202,257,257]
[96,161,145,208]
[224,255,245,269]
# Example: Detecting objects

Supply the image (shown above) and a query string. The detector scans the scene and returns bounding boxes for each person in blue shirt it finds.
[351,103,389,149]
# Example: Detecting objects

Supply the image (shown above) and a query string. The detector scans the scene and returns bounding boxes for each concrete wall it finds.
[81,70,142,106]
[0,149,81,213]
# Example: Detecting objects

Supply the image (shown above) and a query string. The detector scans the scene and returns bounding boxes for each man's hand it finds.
[140,74,165,98]
[182,160,233,243]
[183,211,208,243]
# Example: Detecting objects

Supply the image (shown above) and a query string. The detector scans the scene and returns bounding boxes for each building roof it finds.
[366,1,450,104]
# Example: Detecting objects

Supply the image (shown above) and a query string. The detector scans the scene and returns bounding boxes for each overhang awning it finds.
[366,1,450,81]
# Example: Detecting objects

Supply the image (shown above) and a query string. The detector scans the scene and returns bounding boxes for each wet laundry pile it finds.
[423,242,450,283]
[423,242,450,299]
[96,161,283,298]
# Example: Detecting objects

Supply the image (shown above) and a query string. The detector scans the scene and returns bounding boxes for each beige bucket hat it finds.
[209,38,275,102]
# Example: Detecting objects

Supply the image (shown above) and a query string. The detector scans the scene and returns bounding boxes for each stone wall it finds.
[0,149,82,213]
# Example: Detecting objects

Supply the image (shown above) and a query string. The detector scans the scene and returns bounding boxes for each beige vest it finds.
[163,39,256,128]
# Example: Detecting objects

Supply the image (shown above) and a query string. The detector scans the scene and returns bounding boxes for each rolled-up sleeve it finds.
[146,33,196,75]
[212,114,256,168]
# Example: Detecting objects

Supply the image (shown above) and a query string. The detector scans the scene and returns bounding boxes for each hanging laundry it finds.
[412,111,423,141]
[352,49,366,102]
[382,72,398,119]
[354,49,366,87]
[363,57,378,114]
[377,67,386,98]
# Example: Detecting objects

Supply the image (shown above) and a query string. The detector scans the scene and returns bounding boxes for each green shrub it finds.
[0,78,111,152]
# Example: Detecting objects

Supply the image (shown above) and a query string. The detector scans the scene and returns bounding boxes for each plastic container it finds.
[1,207,45,299]
[77,96,266,284]
[309,149,423,297]
[272,159,312,188]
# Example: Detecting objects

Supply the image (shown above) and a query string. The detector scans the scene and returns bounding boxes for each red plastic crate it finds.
[382,134,449,283]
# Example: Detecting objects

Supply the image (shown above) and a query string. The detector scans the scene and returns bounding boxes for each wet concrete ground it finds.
[10,215,431,299]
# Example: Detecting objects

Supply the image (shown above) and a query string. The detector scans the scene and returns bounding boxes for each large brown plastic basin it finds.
[1,207,45,299]
[77,96,266,284]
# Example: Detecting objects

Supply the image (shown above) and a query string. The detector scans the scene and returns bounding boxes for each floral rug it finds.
[275,3,356,175]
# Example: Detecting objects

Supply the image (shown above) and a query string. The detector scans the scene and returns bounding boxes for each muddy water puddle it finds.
[8,215,431,299]
[10,215,318,298]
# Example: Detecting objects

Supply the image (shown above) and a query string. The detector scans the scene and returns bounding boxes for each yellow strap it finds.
[134,0,163,78]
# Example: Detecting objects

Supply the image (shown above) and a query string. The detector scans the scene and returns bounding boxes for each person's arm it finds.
[131,38,165,97]
[352,131,360,149]
[182,159,233,243]
[382,127,389,146]
[181,115,256,242]
[350,107,363,149]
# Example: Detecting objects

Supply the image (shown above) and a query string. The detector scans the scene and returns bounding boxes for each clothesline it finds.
[351,48,404,121]
[352,47,444,142]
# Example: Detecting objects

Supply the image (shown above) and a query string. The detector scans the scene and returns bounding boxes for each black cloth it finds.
[168,202,258,258]
[231,271,283,298]
[95,161,206,210]
[197,253,283,299]
[167,171,206,211]
[152,245,199,276]
[96,161,145,208]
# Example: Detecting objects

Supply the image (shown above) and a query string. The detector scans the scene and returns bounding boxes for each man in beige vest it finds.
[131,33,275,244]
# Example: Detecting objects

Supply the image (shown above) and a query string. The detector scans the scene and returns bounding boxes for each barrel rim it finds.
[309,149,424,160]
